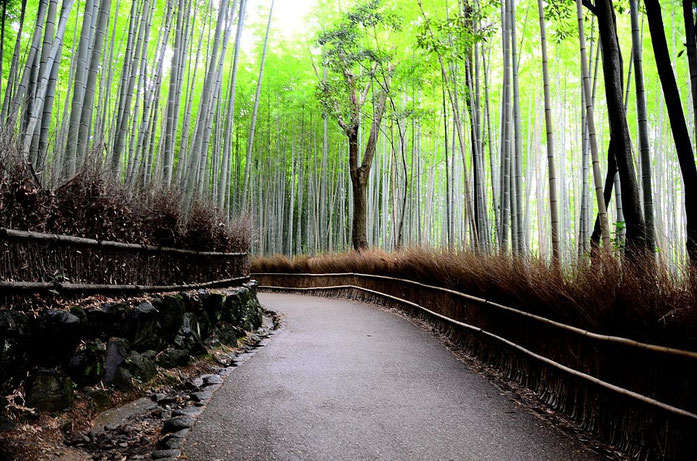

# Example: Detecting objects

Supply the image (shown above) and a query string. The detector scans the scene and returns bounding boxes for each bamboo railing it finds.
[254,272,697,360]
[0,228,249,301]
[254,271,697,459]
[0,228,246,257]
[0,276,250,294]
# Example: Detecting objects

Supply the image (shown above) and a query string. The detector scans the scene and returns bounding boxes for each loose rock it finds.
[152,449,181,459]
[172,407,202,417]
[190,391,212,403]
[202,374,222,385]
[162,415,194,433]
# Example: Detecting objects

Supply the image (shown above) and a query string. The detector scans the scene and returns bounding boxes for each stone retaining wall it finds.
[0,281,263,412]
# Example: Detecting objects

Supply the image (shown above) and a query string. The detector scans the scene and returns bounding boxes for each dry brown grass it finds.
[0,158,250,253]
[253,249,697,348]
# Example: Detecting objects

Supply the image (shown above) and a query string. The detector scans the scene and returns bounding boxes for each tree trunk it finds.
[347,79,390,250]
[163,0,187,186]
[0,0,6,107]
[577,0,611,249]
[20,0,74,158]
[591,144,617,249]
[683,0,697,143]
[111,0,148,175]
[509,0,524,254]
[348,128,368,250]
[38,4,65,168]
[645,0,697,264]
[221,0,247,213]
[64,0,95,176]
[630,0,656,251]
[28,0,58,163]
[593,0,646,255]
[2,0,27,122]
[7,0,48,129]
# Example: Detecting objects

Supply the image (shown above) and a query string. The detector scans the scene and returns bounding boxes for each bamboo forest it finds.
[1,0,696,266]
[5,0,697,458]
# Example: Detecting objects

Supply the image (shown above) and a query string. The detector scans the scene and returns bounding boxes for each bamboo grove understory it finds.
[1,0,697,267]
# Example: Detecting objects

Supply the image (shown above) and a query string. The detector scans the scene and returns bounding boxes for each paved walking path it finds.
[183,293,598,460]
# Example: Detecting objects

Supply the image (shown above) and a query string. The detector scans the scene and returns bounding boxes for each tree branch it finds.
[359,63,379,107]
[360,72,392,173]
[582,0,598,16]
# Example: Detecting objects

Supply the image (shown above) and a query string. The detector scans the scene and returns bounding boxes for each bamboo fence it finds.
[254,271,697,459]
[0,228,249,306]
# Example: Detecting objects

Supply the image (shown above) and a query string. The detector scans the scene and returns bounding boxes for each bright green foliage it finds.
[0,0,695,266]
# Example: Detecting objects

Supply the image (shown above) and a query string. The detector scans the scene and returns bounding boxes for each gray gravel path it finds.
[183,293,599,460]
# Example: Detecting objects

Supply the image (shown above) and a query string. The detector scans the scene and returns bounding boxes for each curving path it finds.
[183,293,599,460]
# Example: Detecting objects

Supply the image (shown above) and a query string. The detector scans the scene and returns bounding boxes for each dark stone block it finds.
[201,292,226,326]
[86,389,111,411]
[31,310,84,366]
[85,302,128,338]
[162,415,194,433]
[26,369,73,412]
[192,309,212,341]
[0,414,15,432]
[203,374,222,385]
[156,347,190,369]
[113,367,133,389]
[67,340,106,386]
[239,290,263,331]
[130,302,162,351]
[153,295,185,340]
[0,311,30,394]
[217,324,245,346]
[190,390,212,402]
[223,288,244,323]
[123,350,157,382]
[69,306,87,323]
[172,407,202,417]
[175,313,208,356]
[158,434,184,449]
[152,449,181,459]
[180,292,201,312]
[104,337,130,385]
[186,377,203,390]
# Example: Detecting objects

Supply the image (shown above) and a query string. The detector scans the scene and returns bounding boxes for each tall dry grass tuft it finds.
[0,158,52,231]
[253,249,697,348]
[0,157,250,253]
[228,213,252,254]
[143,187,184,248]
[51,167,146,243]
